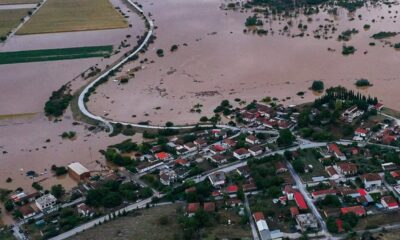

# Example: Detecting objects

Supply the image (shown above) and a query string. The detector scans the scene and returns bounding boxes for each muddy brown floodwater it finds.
[0,0,146,200]
[87,0,400,126]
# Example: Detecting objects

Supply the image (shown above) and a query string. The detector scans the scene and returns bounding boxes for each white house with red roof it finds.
[210,144,226,155]
[311,189,337,200]
[246,135,259,145]
[155,152,172,161]
[233,148,251,160]
[381,196,399,210]
[361,173,382,189]
[354,128,369,140]
[327,143,347,161]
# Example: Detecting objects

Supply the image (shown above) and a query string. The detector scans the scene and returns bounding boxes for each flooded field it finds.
[88,0,400,126]
[0,0,146,191]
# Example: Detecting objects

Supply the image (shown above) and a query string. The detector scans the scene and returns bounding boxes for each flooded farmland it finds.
[88,0,400,126]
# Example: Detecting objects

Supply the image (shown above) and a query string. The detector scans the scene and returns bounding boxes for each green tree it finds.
[311,80,324,91]
[51,184,65,199]
[277,129,295,146]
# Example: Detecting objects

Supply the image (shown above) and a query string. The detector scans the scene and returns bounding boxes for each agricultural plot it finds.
[17,0,128,34]
[0,45,113,65]
[0,0,39,4]
[0,9,30,40]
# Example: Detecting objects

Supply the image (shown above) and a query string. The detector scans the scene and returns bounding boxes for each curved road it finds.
[78,0,154,133]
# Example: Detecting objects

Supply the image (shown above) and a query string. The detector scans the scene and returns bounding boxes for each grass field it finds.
[0,45,113,64]
[17,0,128,35]
[0,112,37,120]
[71,204,183,240]
[0,0,39,4]
[0,9,30,39]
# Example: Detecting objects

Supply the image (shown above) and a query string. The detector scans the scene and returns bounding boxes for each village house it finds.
[290,206,300,218]
[210,144,226,155]
[19,205,36,219]
[183,142,197,151]
[294,191,308,210]
[256,103,276,118]
[342,106,364,123]
[77,203,94,217]
[175,159,190,167]
[337,162,358,176]
[381,196,399,210]
[275,162,288,174]
[210,154,228,164]
[326,166,340,180]
[203,202,216,213]
[382,162,397,171]
[246,135,259,145]
[354,128,369,139]
[236,165,251,178]
[296,213,318,232]
[194,138,207,148]
[341,206,366,217]
[327,144,346,161]
[361,173,382,189]
[233,148,251,160]
[68,162,91,181]
[311,189,337,200]
[222,138,236,148]
[212,129,228,139]
[155,152,173,161]
[136,161,164,174]
[249,145,263,157]
[187,203,200,217]
[253,212,271,240]
[35,194,57,212]
[390,170,400,184]
[208,171,226,187]
[338,187,361,198]
[159,169,177,185]
[283,185,295,200]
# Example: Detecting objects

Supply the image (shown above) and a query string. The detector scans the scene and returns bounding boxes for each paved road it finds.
[77,0,154,133]
[1,0,48,45]
[244,194,259,240]
[49,196,158,240]
[286,160,330,237]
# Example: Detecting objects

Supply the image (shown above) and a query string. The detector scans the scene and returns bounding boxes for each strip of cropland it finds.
[0,0,39,4]
[0,9,30,40]
[0,46,113,65]
[17,0,128,34]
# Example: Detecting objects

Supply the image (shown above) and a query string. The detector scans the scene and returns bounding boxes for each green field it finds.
[17,0,128,34]
[0,45,113,64]
[0,9,30,40]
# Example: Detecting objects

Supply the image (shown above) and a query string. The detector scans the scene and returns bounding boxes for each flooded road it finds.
[88,0,400,125]
[0,4,37,9]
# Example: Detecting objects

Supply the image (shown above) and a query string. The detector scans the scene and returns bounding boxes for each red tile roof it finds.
[328,143,344,157]
[234,148,249,155]
[226,185,239,193]
[336,219,344,233]
[341,206,366,216]
[290,206,299,217]
[187,203,200,213]
[175,159,188,166]
[311,189,337,197]
[155,152,169,160]
[361,173,381,182]
[253,212,265,222]
[355,128,368,134]
[357,188,367,196]
[294,191,308,210]
[203,202,216,212]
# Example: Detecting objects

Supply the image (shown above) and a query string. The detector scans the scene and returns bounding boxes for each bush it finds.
[156,49,164,57]
[342,45,356,55]
[311,80,324,91]
[355,78,372,87]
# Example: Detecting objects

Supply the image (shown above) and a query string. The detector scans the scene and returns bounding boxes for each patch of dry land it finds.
[87,0,400,126]
[17,0,128,34]
[71,204,183,240]
[0,8,30,38]
[0,0,38,4]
